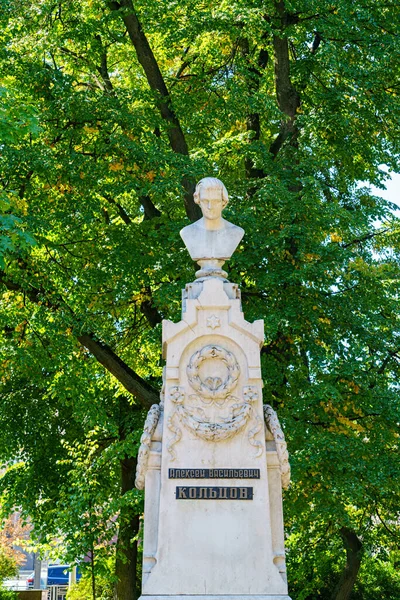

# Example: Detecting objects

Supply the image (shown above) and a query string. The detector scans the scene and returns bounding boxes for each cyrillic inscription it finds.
[169,468,260,479]
[176,486,253,500]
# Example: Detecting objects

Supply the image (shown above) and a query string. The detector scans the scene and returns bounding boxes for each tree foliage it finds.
[0,514,28,598]
[0,1,399,598]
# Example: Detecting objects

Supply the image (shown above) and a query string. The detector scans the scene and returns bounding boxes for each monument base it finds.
[139,594,291,600]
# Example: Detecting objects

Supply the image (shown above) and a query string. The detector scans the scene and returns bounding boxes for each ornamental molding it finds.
[135,404,162,490]
[186,344,240,404]
[166,387,184,460]
[167,384,263,460]
[263,404,291,489]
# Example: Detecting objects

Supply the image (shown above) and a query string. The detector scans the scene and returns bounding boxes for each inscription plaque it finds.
[176,486,253,500]
[169,468,260,479]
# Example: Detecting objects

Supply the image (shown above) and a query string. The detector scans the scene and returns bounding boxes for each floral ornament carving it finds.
[263,404,291,489]
[189,393,239,408]
[174,402,249,442]
[169,386,185,404]
[242,386,263,457]
[135,404,162,490]
[248,415,264,457]
[240,386,262,456]
[167,413,182,461]
[169,384,263,456]
[243,385,259,403]
[187,345,240,404]
[166,386,185,460]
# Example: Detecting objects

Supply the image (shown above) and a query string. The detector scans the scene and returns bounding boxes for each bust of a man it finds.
[180,177,244,279]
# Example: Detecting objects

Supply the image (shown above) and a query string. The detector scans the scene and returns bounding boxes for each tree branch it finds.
[377,348,400,375]
[109,0,200,221]
[241,40,268,179]
[141,195,162,220]
[170,47,199,86]
[375,507,400,538]
[139,286,162,327]
[77,334,158,409]
[95,36,115,94]
[103,194,133,224]
[0,271,159,408]
[341,227,391,249]
[311,31,322,54]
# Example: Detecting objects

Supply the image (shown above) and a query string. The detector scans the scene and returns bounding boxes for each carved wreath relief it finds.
[187,344,240,405]
[167,344,263,460]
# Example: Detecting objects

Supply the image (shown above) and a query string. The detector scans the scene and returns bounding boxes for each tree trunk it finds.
[115,455,140,600]
[269,1,301,158]
[331,527,363,600]
[109,0,201,222]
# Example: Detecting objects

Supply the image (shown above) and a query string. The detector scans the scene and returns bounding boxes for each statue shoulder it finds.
[180,221,199,242]
[224,219,245,239]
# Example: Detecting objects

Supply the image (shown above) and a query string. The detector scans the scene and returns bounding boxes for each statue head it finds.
[194,177,228,221]
[181,176,244,278]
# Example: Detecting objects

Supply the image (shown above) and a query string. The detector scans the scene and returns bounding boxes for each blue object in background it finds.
[27,564,82,588]
[47,565,82,586]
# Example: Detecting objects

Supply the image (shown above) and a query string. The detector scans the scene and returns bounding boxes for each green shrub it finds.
[67,575,113,600]
[352,558,400,600]
[0,589,17,600]
[0,548,17,583]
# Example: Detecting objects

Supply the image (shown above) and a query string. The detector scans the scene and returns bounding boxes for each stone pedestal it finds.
[136,278,291,600]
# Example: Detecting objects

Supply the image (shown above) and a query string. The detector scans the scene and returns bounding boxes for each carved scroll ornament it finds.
[166,387,184,461]
[135,404,162,490]
[263,404,291,489]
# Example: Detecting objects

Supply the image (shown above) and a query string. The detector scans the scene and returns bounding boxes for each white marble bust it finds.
[180,177,244,279]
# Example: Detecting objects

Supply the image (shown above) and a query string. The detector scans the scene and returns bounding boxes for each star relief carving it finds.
[206,315,220,329]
